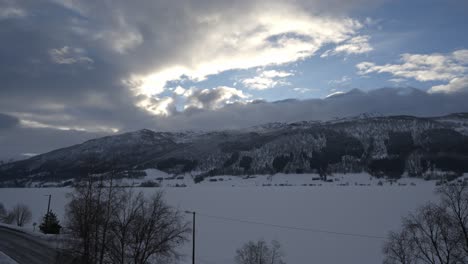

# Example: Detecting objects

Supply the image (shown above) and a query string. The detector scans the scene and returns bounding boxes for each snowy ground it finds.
[0,223,73,250]
[0,173,442,264]
[0,251,17,264]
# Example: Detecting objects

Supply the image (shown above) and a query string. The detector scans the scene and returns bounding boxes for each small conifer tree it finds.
[39,211,62,234]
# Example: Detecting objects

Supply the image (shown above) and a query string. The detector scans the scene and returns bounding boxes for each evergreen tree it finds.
[39,211,62,234]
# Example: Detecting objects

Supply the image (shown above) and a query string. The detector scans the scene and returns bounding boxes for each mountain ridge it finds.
[1,113,468,186]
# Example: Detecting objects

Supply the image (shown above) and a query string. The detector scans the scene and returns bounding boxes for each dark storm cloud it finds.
[0,0,382,133]
[0,113,19,129]
[0,1,158,131]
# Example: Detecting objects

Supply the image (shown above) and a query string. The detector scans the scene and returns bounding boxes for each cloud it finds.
[21,153,38,157]
[429,77,468,93]
[453,50,468,63]
[357,51,466,81]
[388,78,406,83]
[241,70,293,90]
[293,88,318,93]
[173,86,188,96]
[18,118,119,133]
[328,75,351,85]
[49,46,94,65]
[325,91,346,98]
[141,97,176,116]
[0,126,105,161]
[98,1,367,113]
[357,49,468,93]
[2,87,468,161]
[0,0,380,136]
[141,87,468,132]
[185,86,250,110]
[0,113,19,130]
[0,0,26,20]
[321,35,372,57]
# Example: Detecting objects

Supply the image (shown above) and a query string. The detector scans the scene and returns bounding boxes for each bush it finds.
[39,211,62,234]
[0,203,6,221]
[10,204,32,227]
[194,175,204,183]
[139,180,160,187]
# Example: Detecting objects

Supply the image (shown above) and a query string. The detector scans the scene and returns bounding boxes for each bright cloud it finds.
[322,35,373,57]
[357,50,468,82]
[429,77,468,93]
[173,86,188,96]
[242,70,293,90]
[357,49,468,93]
[137,97,175,116]
[293,88,318,93]
[125,6,364,113]
[325,91,346,98]
[19,119,118,133]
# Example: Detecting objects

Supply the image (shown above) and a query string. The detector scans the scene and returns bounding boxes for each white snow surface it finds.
[0,223,73,250]
[0,251,17,264]
[0,173,444,264]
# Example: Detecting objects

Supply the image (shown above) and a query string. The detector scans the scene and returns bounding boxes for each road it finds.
[0,227,75,264]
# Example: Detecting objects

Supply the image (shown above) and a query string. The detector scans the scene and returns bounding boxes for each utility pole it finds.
[44,194,51,226]
[185,211,196,264]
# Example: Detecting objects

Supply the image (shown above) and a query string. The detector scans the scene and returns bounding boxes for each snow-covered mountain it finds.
[1,113,468,186]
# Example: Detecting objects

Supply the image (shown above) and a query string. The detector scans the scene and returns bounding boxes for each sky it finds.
[0,0,468,160]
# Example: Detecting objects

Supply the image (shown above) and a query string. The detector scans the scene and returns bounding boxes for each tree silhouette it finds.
[39,210,62,234]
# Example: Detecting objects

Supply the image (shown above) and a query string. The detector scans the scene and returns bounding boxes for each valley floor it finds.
[0,173,454,264]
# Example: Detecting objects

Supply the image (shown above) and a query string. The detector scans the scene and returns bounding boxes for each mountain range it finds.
[1,113,468,186]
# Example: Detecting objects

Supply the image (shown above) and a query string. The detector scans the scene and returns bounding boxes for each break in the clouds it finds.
[0,0,467,159]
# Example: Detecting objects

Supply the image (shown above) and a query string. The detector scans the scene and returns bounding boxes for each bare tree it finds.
[405,204,462,264]
[383,230,416,264]
[10,203,32,227]
[437,184,468,255]
[269,240,285,264]
[383,184,468,264]
[66,176,121,264]
[130,192,189,264]
[235,239,285,264]
[66,176,190,264]
[106,190,144,264]
[0,203,14,225]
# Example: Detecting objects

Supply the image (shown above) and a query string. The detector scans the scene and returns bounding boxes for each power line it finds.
[196,212,386,240]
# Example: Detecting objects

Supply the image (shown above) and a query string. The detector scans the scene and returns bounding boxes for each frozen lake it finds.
[0,182,437,264]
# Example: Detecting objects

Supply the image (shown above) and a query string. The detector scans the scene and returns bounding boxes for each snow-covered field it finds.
[0,174,441,264]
